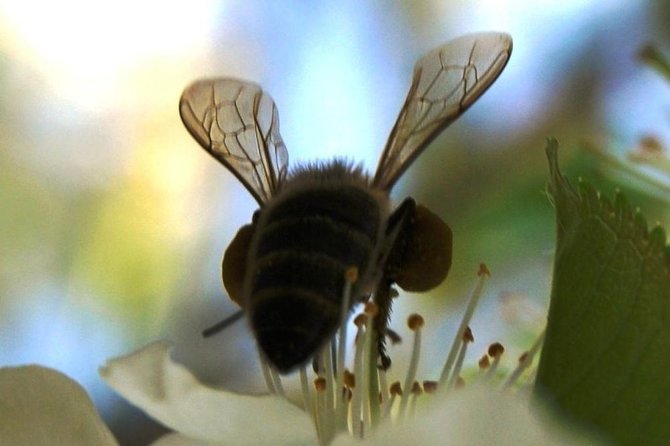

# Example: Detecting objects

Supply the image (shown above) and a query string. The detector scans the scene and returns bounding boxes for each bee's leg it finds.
[386,328,402,344]
[372,277,394,370]
[202,310,244,337]
[373,198,416,370]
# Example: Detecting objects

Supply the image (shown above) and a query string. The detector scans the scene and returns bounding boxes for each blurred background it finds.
[1,0,669,443]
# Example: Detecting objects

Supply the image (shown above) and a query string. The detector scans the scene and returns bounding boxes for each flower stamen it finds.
[448,326,474,390]
[319,344,335,436]
[503,328,545,389]
[314,377,327,444]
[378,367,390,412]
[383,381,402,419]
[361,302,378,433]
[409,381,423,417]
[335,267,357,430]
[399,314,424,417]
[269,366,285,397]
[423,380,438,394]
[439,264,489,385]
[485,342,505,381]
[478,354,491,371]
[259,355,276,393]
[300,366,316,423]
[249,263,541,445]
[351,312,368,438]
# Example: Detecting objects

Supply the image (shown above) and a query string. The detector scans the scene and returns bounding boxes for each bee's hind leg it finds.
[373,198,416,370]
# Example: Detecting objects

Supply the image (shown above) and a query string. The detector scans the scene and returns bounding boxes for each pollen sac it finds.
[222,223,255,306]
[395,204,452,292]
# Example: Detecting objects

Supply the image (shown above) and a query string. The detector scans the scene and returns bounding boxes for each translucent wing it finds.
[179,78,289,205]
[373,32,512,191]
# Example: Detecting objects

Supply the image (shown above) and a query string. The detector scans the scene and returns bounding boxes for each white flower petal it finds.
[333,385,596,446]
[0,365,117,445]
[100,341,317,446]
[151,432,202,446]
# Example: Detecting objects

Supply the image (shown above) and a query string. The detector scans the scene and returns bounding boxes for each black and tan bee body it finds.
[246,163,393,371]
[180,32,513,373]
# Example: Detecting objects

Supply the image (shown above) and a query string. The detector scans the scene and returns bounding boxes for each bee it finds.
[180,32,512,373]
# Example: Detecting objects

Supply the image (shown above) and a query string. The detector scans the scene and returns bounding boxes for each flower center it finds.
[257,264,545,445]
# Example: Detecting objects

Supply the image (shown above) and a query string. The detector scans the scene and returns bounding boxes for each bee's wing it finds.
[373,32,512,191]
[179,78,289,205]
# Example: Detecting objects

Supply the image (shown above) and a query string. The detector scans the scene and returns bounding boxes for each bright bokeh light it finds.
[257,2,409,172]
[0,0,218,112]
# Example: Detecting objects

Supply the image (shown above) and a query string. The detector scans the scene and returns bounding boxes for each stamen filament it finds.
[269,367,285,397]
[440,264,489,384]
[447,327,472,390]
[484,343,505,382]
[360,303,377,434]
[409,381,422,418]
[382,393,396,420]
[314,378,327,445]
[336,268,356,430]
[383,382,402,420]
[351,315,367,438]
[366,337,381,427]
[300,366,316,423]
[320,346,335,440]
[503,328,545,389]
[399,314,424,417]
[259,355,276,393]
[518,367,539,397]
[378,368,390,416]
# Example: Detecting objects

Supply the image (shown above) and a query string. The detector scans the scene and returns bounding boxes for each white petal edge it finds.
[0,365,117,445]
[100,341,317,446]
[332,384,600,446]
[151,432,202,446]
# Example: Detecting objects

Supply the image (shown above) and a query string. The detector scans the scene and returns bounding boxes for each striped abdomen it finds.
[247,183,385,372]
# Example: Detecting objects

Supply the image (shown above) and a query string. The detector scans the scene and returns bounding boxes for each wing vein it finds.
[179,78,289,205]
[373,32,512,191]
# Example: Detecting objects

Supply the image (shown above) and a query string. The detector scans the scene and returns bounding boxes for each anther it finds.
[488,342,505,358]
[407,314,425,330]
[345,266,359,283]
[364,302,379,316]
[344,369,356,388]
[411,381,423,395]
[478,355,490,369]
[314,377,327,391]
[484,342,505,381]
[390,381,403,396]
[478,263,491,277]
[423,381,438,394]
[353,314,368,327]
[463,326,474,343]
[447,325,471,390]
[504,329,545,390]
[440,266,489,384]
[399,314,424,417]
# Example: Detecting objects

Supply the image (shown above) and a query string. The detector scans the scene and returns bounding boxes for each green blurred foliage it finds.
[68,181,183,328]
